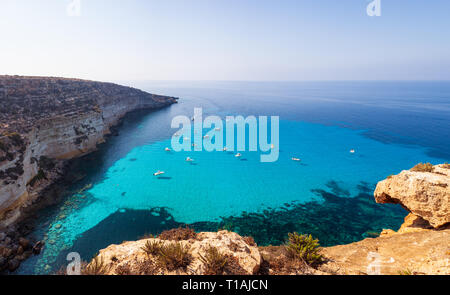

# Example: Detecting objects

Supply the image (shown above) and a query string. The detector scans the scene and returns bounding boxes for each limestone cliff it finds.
[0,76,177,227]
[374,164,449,228]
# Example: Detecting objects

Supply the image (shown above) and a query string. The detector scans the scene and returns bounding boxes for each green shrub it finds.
[410,163,434,172]
[285,233,324,266]
[199,246,229,275]
[157,242,192,271]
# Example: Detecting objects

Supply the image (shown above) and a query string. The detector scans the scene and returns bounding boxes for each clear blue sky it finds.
[1,0,449,81]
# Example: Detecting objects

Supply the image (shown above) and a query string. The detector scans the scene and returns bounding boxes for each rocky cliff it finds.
[0,76,177,227]
[88,164,449,275]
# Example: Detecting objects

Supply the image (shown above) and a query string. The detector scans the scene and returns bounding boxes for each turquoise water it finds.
[18,81,450,274]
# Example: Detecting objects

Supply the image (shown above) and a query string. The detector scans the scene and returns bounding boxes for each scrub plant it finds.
[141,240,163,256]
[285,233,324,267]
[157,242,192,271]
[410,163,434,172]
[82,255,110,275]
[199,246,229,275]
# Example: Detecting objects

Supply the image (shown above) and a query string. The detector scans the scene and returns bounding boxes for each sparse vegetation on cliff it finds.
[285,233,324,266]
[158,226,198,241]
[199,246,229,275]
[157,242,192,271]
[410,163,434,172]
[141,240,163,256]
[82,255,110,275]
[27,169,47,187]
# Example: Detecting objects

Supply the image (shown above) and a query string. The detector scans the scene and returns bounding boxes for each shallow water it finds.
[18,81,450,274]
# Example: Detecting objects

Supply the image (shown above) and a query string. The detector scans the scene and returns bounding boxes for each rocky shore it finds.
[83,164,449,275]
[0,75,177,272]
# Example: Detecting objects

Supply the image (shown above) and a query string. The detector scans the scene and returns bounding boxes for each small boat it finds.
[291,157,301,162]
[223,147,228,151]
[235,153,242,158]
[186,157,194,162]
[271,144,275,149]
[350,149,356,154]
[165,147,171,152]
[153,171,165,176]
[174,133,181,137]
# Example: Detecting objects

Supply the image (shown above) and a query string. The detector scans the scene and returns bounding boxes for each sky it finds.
[0,0,449,81]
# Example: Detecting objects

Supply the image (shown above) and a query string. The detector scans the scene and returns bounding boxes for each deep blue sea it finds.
[18,81,450,274]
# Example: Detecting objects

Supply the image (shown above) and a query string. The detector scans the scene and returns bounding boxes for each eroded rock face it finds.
[0,76,177,227]
[96,231,261,275]
[320,228,450,275]
[374,164,450,228]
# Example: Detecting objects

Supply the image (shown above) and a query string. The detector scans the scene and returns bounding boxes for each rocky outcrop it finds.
[320,227,450,275]
[0,76,177,228]
[96,230,261,275]
[374,164,450,228]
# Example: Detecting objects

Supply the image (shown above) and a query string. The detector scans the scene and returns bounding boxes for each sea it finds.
[17,81,450,274]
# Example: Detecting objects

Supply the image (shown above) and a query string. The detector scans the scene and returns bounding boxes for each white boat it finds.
[271,144,275,149]
[186,157,194,162]
[153,171,165,176]
[165,147,171,152]
[223,147,228,151]
[291,157,301,162]
[350,149,356,154]
[235,153,242,158]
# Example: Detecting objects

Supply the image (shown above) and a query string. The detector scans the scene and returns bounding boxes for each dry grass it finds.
[82,255,110,275]
[158,226,197,241]
[157,242,192,271]
[410,163,434,172]
[199,246,229,275]
[141,240,163,256]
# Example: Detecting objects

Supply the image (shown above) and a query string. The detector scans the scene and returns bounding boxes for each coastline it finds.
[0,76,177,273]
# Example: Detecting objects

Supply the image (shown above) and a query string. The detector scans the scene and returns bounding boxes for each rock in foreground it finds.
[95,231,261,275]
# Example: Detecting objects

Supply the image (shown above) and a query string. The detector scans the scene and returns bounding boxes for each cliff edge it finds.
[0,76,177,227]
